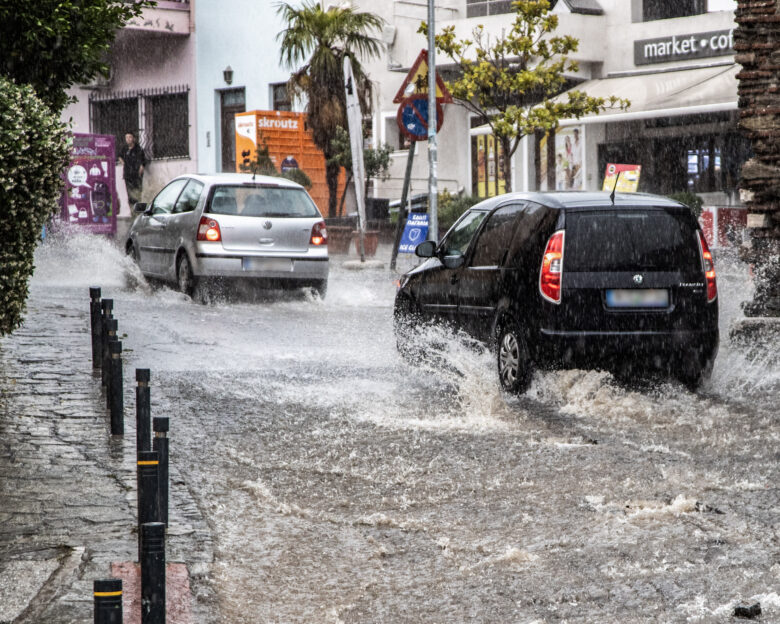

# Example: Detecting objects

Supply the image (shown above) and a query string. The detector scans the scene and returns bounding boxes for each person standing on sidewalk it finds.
[119,131,147,209]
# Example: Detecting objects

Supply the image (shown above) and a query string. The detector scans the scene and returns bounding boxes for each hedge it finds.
[0,77,70,335]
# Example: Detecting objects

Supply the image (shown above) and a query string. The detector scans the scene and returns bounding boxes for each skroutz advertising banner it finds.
[235,110,344,217]
[60,133,118,235]
[602,163,642,193]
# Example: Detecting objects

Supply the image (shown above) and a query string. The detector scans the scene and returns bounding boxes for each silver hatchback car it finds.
[126,173,329,297]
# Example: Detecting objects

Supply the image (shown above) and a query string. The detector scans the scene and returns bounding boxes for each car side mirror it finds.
[133,202,148,215]
[442,253,465,270]
[414,240,437,258]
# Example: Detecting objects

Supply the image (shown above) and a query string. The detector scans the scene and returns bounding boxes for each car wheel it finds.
[177,253,196,297]
[394,296,423,363]
[497,320,533,394]
[312,279,328,299]
[126,241,140,264]
[674,354,714,391]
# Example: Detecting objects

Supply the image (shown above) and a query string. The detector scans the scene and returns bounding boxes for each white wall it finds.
[194,1,293,174]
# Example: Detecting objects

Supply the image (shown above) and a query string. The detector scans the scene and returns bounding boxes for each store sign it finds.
[634,29,734,66]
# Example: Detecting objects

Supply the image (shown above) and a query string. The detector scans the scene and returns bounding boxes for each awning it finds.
[557,63,738,126]
[469,63,738,135]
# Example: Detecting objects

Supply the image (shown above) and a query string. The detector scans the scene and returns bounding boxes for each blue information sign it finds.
[398,212,429,253]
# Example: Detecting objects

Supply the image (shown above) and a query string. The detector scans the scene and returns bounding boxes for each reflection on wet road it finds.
[31,235,780,621]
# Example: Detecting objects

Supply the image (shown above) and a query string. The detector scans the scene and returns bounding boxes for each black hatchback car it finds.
[394,192,718,392]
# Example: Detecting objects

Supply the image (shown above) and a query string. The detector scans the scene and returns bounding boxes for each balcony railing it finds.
[124,0,191,35]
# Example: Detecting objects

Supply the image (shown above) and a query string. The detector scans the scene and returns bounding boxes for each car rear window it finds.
[207,185,320,218]
[564,208,701,272]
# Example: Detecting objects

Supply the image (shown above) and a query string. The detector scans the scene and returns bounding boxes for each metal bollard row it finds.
[89,289,171,623]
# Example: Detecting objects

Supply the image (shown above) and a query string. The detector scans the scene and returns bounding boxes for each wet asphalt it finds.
[0,236,777,623]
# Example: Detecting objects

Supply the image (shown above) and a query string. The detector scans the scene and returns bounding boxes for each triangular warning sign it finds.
[393,49,453,104]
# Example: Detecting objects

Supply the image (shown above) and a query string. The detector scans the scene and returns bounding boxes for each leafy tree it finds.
[0,78,70,335]
[328,126,393,214]
[420,0,629,192]
[277,1,383,217]
[0,0,153,113]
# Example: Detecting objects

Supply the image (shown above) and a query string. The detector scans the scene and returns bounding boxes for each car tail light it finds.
[698,230,717,302]
[310,221,327,246]
[197,216,221,242]
[540,230,564,304]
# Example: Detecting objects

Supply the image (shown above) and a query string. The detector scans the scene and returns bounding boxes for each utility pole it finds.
[427,0,438,242]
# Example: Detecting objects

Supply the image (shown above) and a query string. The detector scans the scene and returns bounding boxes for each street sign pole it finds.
[427,0,438,243]
[343,56,367,262]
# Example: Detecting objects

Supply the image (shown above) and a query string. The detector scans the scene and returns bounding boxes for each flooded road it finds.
[29,234,780,622]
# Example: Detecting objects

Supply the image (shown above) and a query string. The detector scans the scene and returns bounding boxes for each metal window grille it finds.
[89,85,190,160]
[466,0,515,17]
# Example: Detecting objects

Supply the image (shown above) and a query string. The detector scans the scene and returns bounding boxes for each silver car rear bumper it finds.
[194,249,328,279]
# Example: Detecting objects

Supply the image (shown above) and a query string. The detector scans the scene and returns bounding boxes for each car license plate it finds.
[243,257,292,272]
[605,289,669,308]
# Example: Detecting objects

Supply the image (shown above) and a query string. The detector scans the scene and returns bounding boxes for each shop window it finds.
[89,87,190,160]
[271,83,292,111]
[642,0,706,21]
[471,133,507,198]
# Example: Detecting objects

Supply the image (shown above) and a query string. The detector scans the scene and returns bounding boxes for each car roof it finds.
[178,172,303,189]
[471,191,686,211]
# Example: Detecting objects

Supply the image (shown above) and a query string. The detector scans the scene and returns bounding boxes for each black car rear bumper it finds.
[536,328,719,369]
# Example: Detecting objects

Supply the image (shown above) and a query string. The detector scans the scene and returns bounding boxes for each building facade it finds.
[62,0,300,219]
[63,1,197,217]
[356,0,745,244]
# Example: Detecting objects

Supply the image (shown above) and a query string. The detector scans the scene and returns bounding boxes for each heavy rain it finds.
[4,230,775,622]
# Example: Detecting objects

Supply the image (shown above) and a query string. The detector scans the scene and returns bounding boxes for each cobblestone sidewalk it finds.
[0,290,214,623]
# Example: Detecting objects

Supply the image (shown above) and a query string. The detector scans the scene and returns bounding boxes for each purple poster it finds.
[60,133,118,235]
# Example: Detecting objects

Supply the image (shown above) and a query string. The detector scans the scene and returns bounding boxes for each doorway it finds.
[220,88,245,172]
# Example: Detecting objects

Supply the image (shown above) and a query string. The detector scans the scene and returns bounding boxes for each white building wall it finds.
[194,1,293,174]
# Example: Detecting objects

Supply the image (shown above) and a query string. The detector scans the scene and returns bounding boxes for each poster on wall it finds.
[539,133,549,191]
[60,133,118,235]
[602,163,642,192]
[555,126,583,190]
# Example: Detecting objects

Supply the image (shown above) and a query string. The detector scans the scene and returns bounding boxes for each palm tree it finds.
[277,1,383,218]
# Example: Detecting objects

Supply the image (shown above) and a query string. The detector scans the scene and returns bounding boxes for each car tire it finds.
[177,253,197,297]
[674,354,714,391]
[126,241,140,264]
[497,320,533,394]
[312,279,328,299]
[394,296,423,363]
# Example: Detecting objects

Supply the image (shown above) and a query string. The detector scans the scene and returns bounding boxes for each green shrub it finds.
[438,190,481,231]
[0,78,70,335]
[668,191,703,218]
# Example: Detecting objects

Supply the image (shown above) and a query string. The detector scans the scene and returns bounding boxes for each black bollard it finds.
[93,578,122,624]
[153,417,169,527]
[136,369,151,453]
[109,340,124,435]
[140,522,166,624]
[103,318,117,389]
[99,298,114,372]
[137,450,160,561]
[89,287,102,369]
